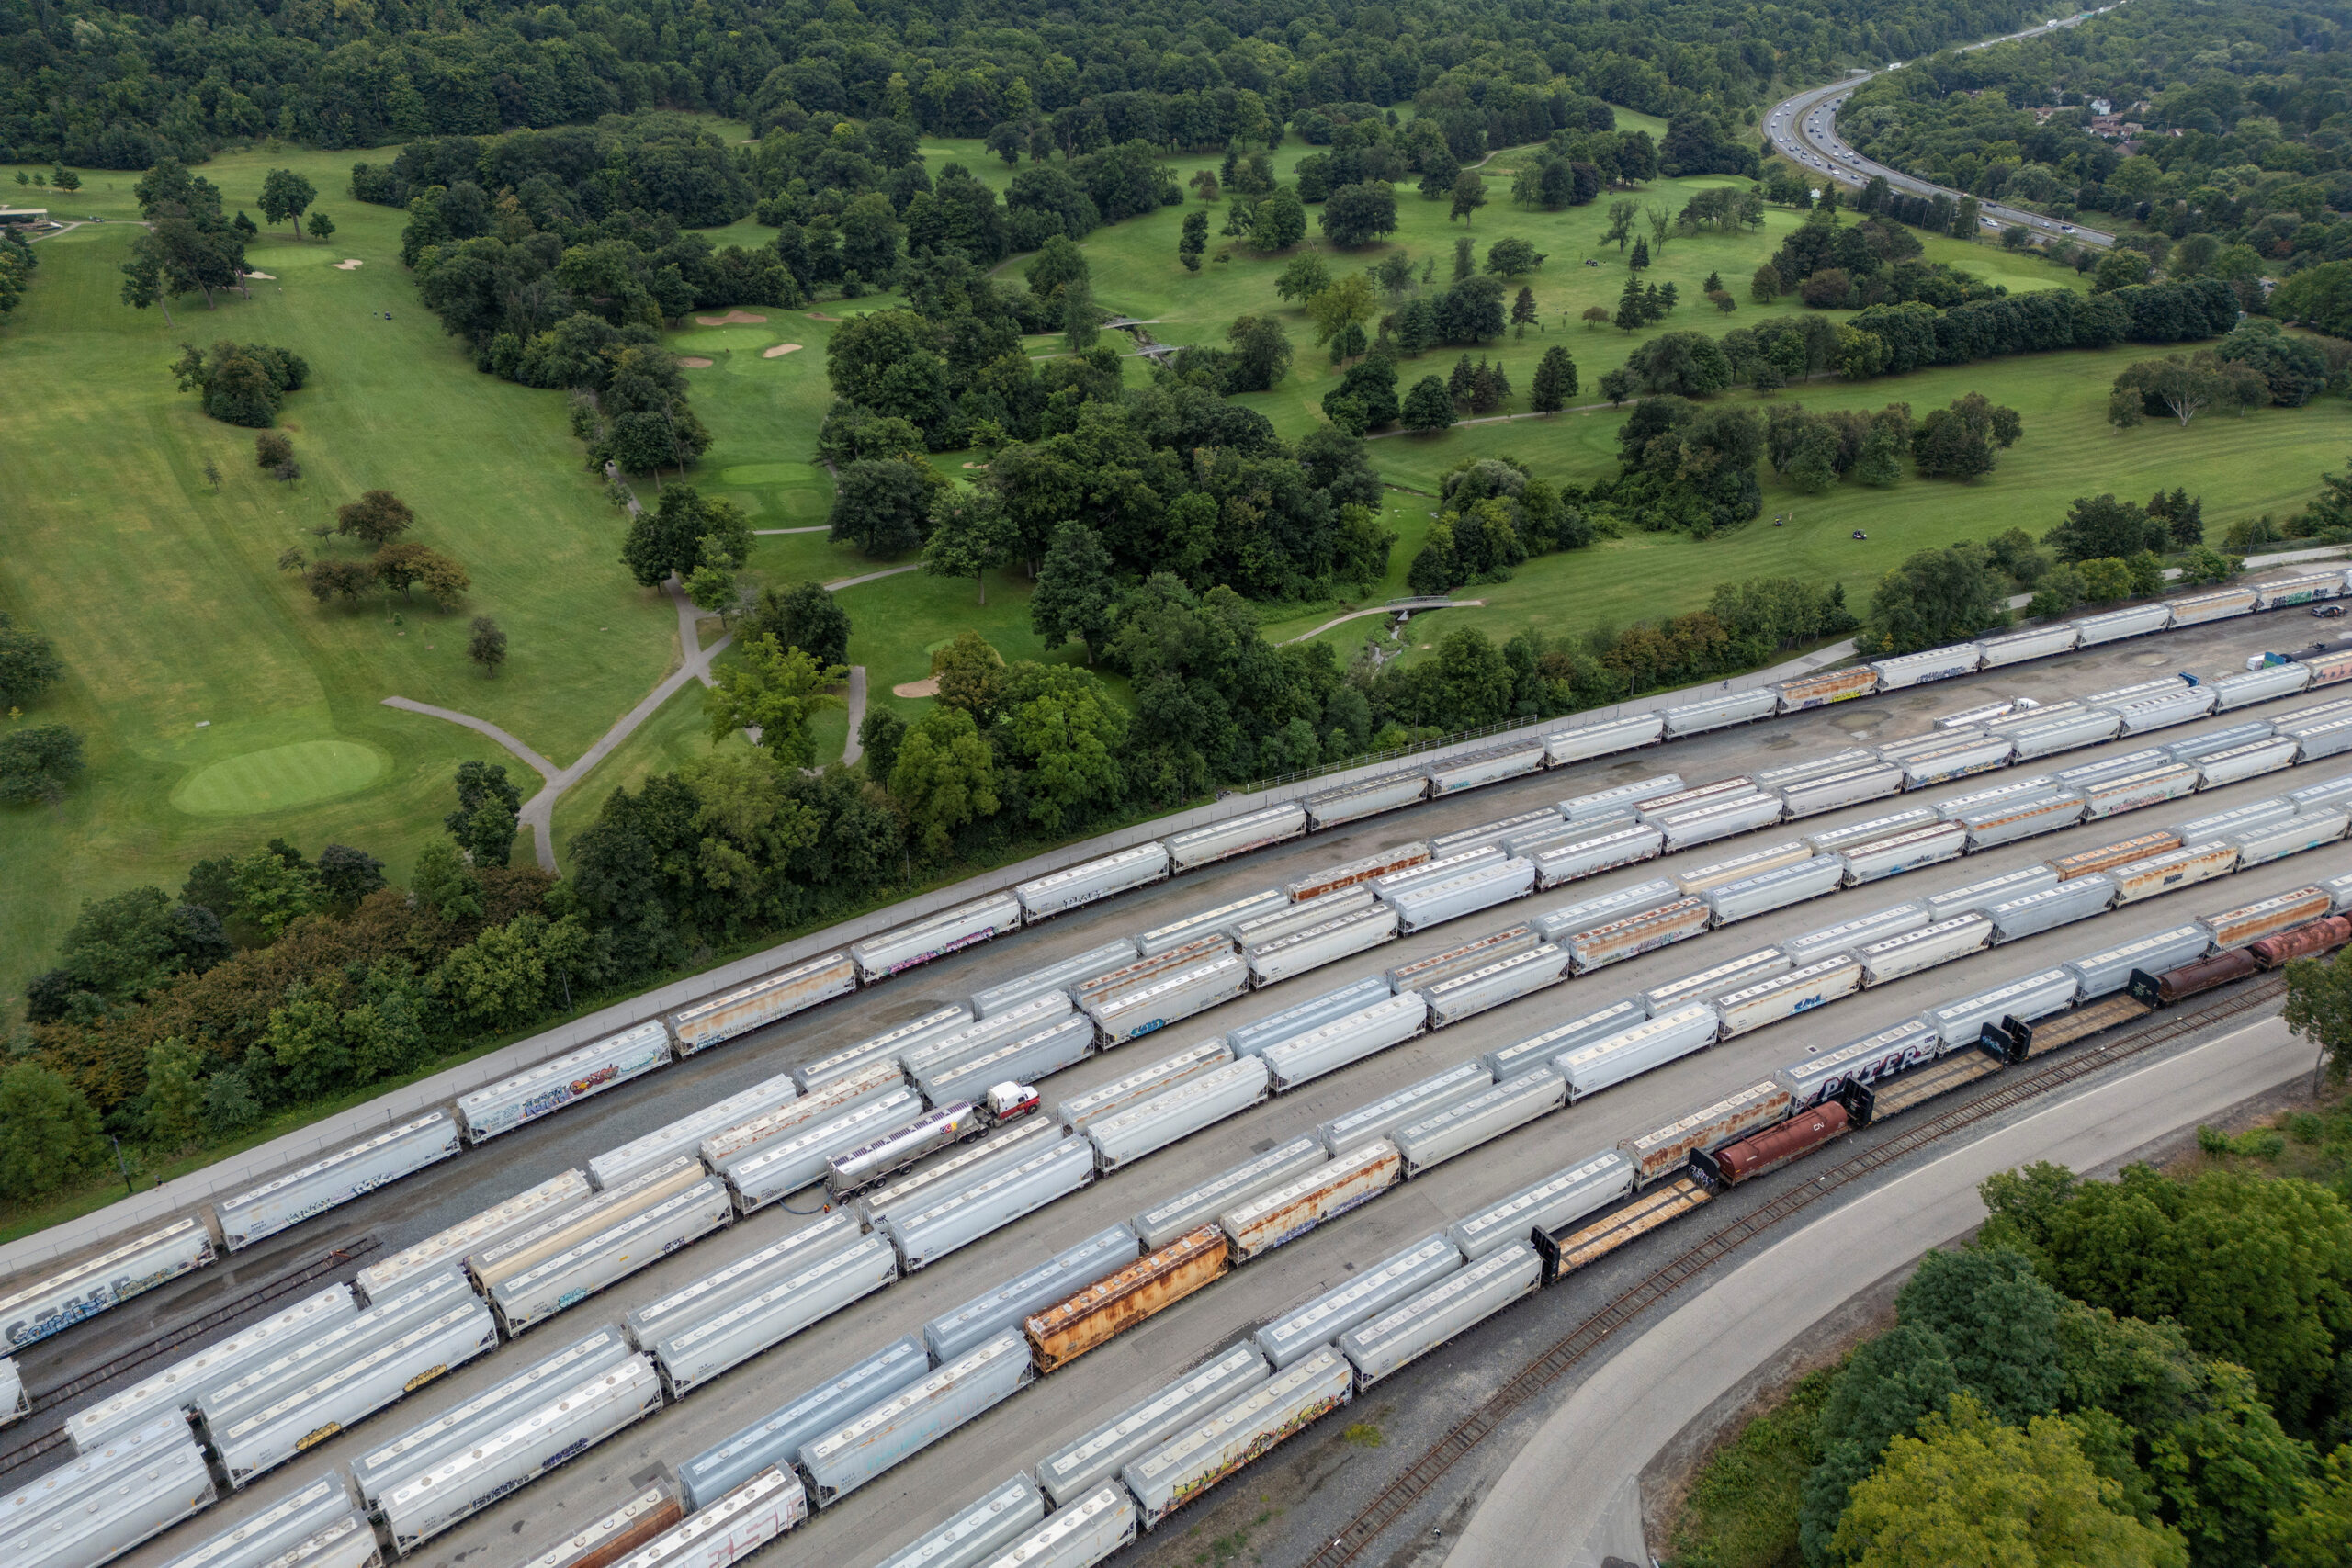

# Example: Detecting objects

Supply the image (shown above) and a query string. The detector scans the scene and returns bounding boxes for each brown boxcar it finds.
[2132,948,2259,1006]
[1695,1084,1871,1186]
[517,1483,683,1568]
[2251,915,2352,970]
[1024,1226,1230,1373]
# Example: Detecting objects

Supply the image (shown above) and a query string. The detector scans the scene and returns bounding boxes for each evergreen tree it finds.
[1530,345,1577,412]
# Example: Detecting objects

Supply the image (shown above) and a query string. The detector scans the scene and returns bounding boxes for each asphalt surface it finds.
[28,606,2352,1568]
[1763,6,2127,249]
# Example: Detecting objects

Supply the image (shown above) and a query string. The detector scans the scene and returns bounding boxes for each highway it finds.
[1762,6,2128,249]
[29,608,2348,1568]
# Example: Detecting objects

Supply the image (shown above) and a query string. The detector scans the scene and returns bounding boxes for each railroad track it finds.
[1302,975,2288,1568]
[0,1238,378,1482]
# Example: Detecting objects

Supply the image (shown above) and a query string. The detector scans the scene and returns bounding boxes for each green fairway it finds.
[0,146,681,988]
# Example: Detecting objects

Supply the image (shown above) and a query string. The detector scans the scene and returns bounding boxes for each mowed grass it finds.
[0,147,684,990]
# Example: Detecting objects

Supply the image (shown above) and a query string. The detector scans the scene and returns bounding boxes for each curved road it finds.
[1764,6,2128,250]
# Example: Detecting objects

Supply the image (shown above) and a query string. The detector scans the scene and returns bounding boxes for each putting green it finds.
[172,740,390,817]
[720,461,823,487]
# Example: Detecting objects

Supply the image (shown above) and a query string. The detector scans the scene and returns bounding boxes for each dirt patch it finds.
[806,310,845,322]
[695,310,767,326]
[892,678,941,699]
[334,258,364,270]
[243,270,276,281]
[762,343,804,358]
[676,356,714,368]
[960,462,990,470]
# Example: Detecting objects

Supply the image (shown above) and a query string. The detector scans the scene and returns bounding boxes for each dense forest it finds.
[1842,0,2352,272]
[0,0,2049,169]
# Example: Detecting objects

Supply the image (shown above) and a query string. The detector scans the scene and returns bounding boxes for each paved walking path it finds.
[1444,1012,2308,1568]
[753,525,830,536]
[826,563,922,590]
[842,665,867,767]
[1279,598,1487,645]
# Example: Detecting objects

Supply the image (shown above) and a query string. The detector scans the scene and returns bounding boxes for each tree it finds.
[446,760,523,866]
[993,663,1128,832]
[312,842,386,911]
[143,1039,207,1149]
[706,633,846,767]
[258,168,316,236]
[1221,313,1294,391]
[2284,948,2352,1088]
[170,340,309,427]
[2111,354,2266,427]
[2270,1449,2352,1568]
[2046,495,2165,563]
[1449,171,1488,225]
[0,723,85,804]
[306,210,334,243]
[255,431,292,469]
[742,581,852,668]
[1580,305,1610,331]
[923,487,1016,604]
[1912,393,2021,481]
[0,611,63,710]
[335,488,414,547]
[1402,375,1456,432]
[1510,286,1540,336]
[1306,273,1378,350]
[409,840,483,922]
[0,1064,106,1201]
[827,456,945,557]
[888,705,999,855]
[1862,544,2009,655]
[1061,276,1100,352]
[1602,199,1638,252]
[1031,523,1119,660]
[1320,182,1399,248]
[1179,209,1207,271]
[1248,186,1306,252]
[858,707,907,783]
[1531,345,1578,412]
[467,615,508,677]
[305,558,373,604]
[1485,236,1544,277]
[1832,1396,2189,1568]
[1274,253,1332,306]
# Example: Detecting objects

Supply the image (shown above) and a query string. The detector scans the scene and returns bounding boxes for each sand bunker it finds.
[892,678,941,699]
[334,258,364,270]
[243,270,276,281]
[806,310,844,322]
[960,462,990,470]
[762,343,804,358]
[677,356,714,368]
[695,310,768,326]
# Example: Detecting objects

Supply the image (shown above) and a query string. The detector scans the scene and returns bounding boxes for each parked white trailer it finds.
[1395,1072,1566,1176]
[1230,887,1374,951]
[883,1140,1097,1270]
[676,1338,931,1510]
[1138,889,1292,958]
[153,1472,352,1568]
[1893,736,2017,790]
[1381,858,1536,932]
[872,1475,1046,1568]
[922,1227,1138,1364]
[1483,999,1646,1081]
[1261,995,1430,1092]
[2171,797,2295,845]
[2195,737,2301,788]
[1566,897,1713,974]
[212,1299,499,1487]
[1986,875,2117,942]
[1662,687,1780,736]
[1254,1235,1464,1370]
[1557,1006,1720,1100]
[2071,604,2174,645]
[214,1111,461,1252]
[1302,772,1429,829]
[851,895,1023,983]
[1780,764,1906,818]
[1425,739,1549,795]
[799,1008,970,1092]
[2235,809,2350,867]
[6,1422,214,1568]
[722,1092,923,1213]
[2064,927,2213,998]
[1920,969,2079,1046]
[1015,844,1171,920]
[71,1285,357,1453]
[491,1179,733,1334]
[1776,1020,1940,1108]
[903,994,1078,1084]
[2109,841,2241,904]
[1560,773,1685,824]
[606,1468,808,1568]
[1319,1062,1495,1158]
[458,1022,671,1144]
[1,1218,218,1354]
[1340,1242,1543,1389]
[1654,793,1787,851]
[1858,916,1993,986]
[1639,949,1792,1018]
[1544,713,1665,766]
[1123,1348,1353,1529]
[1705,856,1846,924]
[1164,805,1309,871]
[1923,863,2060,922]
[970,945,1135,1021]
[1086,1057,1272,1171]
[921,1016,1094,1108]
[1035,1346,1270,1509]
[1977,624,2080,667]
[354,1329,635,1506]
[1961,791,2086,849]
[1532,823,1665,887]
[590,1073,802,1190]
[671,953,858,1055]
[1871,645,1983,688]
[2007,711,2124,759]
[1713,957,1863,1039]
[1086,954,1249,1043]
[378,1357,662,1551]
[1244,905,1400,987]
[1220,1142,1400,1261]
[802,1333,1035,1507]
